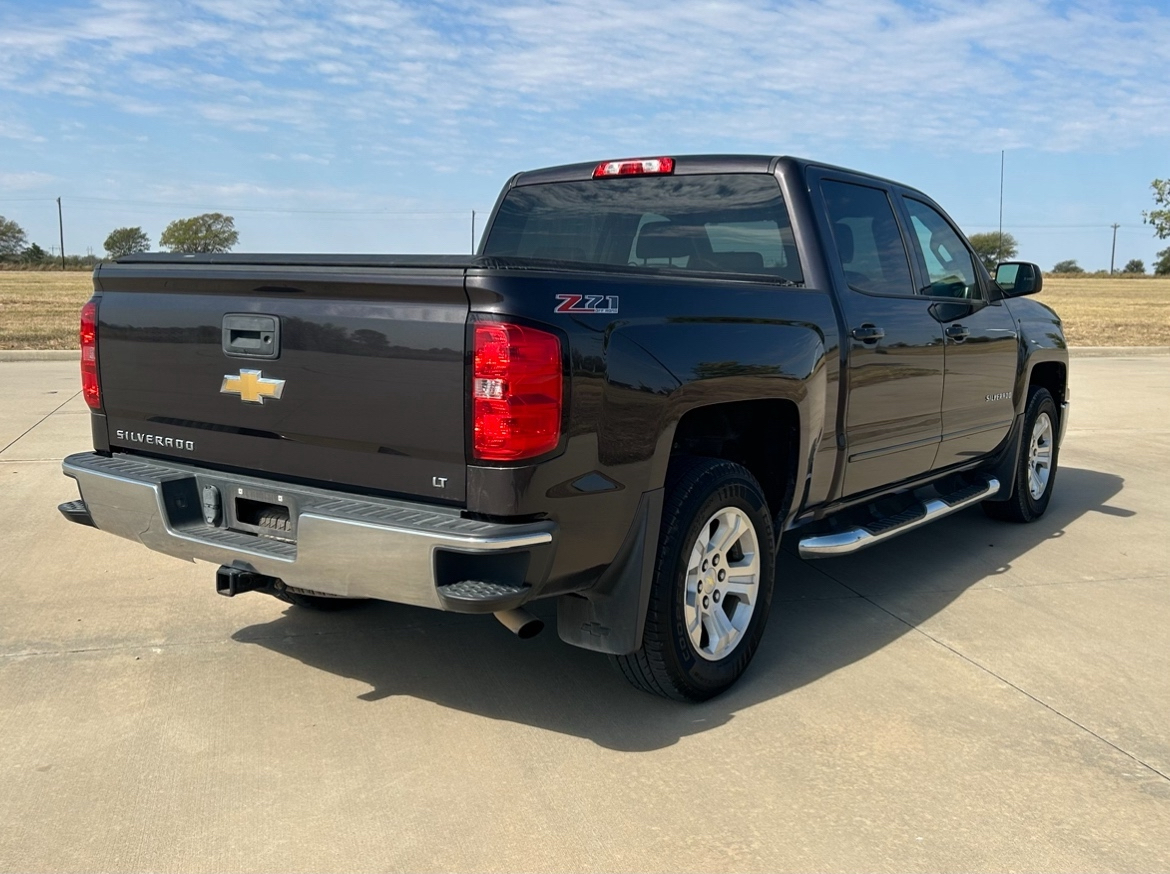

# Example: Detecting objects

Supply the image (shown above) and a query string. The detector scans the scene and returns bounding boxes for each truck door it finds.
[897,196,1019,469]
[815,174,945,497]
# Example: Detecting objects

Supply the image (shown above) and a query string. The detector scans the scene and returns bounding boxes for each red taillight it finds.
[80,298,101,410]
[593,157,675,178]
[473,322,562,461]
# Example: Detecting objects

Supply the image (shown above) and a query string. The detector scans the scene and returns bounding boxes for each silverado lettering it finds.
[114,431,195,451]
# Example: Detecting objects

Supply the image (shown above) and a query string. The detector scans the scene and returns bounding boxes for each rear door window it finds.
[483,174,803,282]
[820,180,915,296]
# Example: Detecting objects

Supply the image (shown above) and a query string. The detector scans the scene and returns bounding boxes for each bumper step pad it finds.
[436,579,531,613]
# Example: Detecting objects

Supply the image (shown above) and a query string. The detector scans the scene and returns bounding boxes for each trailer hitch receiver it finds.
[215,566,279,597]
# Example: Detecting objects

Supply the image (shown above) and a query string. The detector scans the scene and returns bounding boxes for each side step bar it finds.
[798,477,999,559]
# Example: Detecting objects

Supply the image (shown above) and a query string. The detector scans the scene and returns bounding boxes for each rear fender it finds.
[559,324,828,654]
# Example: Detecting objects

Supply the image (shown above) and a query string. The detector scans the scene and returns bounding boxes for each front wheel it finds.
[983,386,1060,523]
[613,458,775,702]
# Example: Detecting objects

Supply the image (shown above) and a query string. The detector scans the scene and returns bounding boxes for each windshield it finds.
[482,174,802,283]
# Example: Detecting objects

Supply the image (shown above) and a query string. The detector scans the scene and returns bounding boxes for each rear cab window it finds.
[482,174,803,283]
[819,179,915,297]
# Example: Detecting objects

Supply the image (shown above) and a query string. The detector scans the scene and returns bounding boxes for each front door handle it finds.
[850,325,885,343]
[945,324,970,341]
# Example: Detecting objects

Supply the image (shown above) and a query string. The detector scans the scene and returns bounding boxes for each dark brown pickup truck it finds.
[60,155,1069,700]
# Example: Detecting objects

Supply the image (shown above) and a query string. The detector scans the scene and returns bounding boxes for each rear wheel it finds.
[983,386,1060,523]
[613,458,775,701]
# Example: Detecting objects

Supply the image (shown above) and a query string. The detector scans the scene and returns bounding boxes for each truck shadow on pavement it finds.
[232,465,1127,751]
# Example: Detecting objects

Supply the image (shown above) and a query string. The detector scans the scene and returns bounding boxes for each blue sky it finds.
[1,0,1168,271]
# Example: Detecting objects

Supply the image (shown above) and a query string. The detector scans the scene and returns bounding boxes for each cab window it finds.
[484,174,803,282]
[903,198,979,300]
[820,180,915,296]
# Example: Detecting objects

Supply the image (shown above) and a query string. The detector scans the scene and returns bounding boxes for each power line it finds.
[2,194,482,216]
[997,150,1004,262]
[966,222,1147,229]
[67,200,475,216]
[57,196,65,270]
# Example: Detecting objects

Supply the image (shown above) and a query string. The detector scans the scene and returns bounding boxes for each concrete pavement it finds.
[1,358,1168,872]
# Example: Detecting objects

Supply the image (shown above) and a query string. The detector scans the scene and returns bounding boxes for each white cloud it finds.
[0,171,57,189]
[0,0,1165,159]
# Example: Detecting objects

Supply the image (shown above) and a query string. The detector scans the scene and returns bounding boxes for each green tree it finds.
[1052,259,1085,274]
[967,231,1019,271]
[1121,258,1145,274]
[159,213,239,253]
[0,215,28,259]
[20,243,49,264]
[104,226,151,259]
[1155,247,1170,276]
[1144,179,1170,239]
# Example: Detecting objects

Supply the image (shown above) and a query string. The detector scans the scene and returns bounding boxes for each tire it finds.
[983,386,1060,523]
[613,458,775,702]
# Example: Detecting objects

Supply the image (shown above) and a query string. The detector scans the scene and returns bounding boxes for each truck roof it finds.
[511,154,913,193]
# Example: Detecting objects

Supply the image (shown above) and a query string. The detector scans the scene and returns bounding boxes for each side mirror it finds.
[995,261,1044,297]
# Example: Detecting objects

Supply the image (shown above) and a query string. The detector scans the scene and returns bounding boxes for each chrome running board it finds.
[798,477,999,559]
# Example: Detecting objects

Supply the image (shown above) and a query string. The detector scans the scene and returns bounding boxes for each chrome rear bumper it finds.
[61,452,555,610]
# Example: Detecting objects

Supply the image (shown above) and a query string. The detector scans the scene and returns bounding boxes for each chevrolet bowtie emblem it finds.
[221,369,286,404]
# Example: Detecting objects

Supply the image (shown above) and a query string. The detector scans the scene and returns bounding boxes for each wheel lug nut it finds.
[697,581,703,593]
[713,591,721,603]
[702,596,709,608]
[713,554,720,567]
[702,559,709,572]
[718,569,726,582]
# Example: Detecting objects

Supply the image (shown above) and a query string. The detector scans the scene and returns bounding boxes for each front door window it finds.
[903,199,978,300]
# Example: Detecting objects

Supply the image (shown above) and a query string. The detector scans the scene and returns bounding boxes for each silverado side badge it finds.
[221,369,286,404]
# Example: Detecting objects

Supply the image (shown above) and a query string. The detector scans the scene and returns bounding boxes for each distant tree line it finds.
[1049,257,1169,276]
[0,212,240,266]
[6,180,1170,274]
[967,232,1019,271]
[1146,178,1170,276]
[105,213,240,257]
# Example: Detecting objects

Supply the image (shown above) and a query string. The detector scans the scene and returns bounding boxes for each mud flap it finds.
[984,412,1026,502]
[556,488,663,655]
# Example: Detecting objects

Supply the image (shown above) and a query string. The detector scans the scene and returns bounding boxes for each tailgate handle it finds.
[223,314,280,359]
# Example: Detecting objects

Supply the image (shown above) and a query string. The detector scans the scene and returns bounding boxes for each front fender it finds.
[1008,297,1069,412]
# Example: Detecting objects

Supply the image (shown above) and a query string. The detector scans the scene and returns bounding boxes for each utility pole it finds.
[997,150,1004,262]
[57,196,65,270]
[471,210,476,254]
[1110,223,1120,274]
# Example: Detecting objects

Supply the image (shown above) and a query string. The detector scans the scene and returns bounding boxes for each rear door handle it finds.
[945,324,970,341]
[850,325,885,343]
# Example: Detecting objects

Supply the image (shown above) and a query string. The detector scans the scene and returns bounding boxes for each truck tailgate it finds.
[94,263,469,503]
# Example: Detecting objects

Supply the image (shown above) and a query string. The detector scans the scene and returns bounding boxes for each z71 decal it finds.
[554,294,619,314]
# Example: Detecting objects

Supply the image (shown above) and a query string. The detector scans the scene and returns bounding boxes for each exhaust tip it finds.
[494,608,544,639]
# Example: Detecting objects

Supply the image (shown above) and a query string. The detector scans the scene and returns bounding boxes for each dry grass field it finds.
[0,271,94,350]
[1039,276,1170,347]
[0,270,1167,350]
